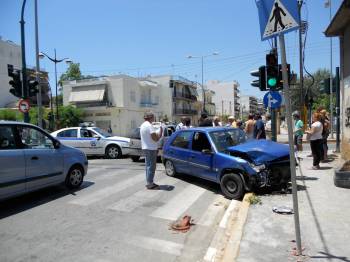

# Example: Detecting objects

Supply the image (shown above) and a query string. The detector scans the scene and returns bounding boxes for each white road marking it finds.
[128,236,184,256]
[107,176,178,212]
[69,174,145,206]
[150,184,206,221]
[197,196,227,227]
[219,200,239,229]
[203,247,217,261]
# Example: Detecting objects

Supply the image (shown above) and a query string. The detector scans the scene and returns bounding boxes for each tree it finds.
[59,63,82,85]
[58,105,83,128]
[290,68,332,113]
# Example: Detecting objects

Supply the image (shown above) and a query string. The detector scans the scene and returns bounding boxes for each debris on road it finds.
[272,206,294,214]
[169,215,194,233]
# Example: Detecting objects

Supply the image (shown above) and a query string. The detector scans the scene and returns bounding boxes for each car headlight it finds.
[249,163,266,172]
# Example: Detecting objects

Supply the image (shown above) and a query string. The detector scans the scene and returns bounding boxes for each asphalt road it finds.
[0,158,231,262]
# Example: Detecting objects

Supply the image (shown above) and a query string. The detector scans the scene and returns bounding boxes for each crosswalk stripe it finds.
[150,184,206,221]
[69,174,145,206]
[87,169,133,182]
[107,176,179,212]
[197,196,228,227]
[127,236,183,256]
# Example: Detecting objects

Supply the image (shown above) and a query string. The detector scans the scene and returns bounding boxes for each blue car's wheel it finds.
[220,173,244,200]
[165,160,176,177]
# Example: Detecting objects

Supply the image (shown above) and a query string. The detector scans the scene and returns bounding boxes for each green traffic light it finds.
[268,77,277,87]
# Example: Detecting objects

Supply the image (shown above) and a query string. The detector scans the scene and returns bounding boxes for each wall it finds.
[341,25,350,159]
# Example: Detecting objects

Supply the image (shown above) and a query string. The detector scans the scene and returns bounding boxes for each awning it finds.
[69,88,105,103]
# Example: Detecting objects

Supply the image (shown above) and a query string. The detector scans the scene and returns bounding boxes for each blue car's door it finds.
[0,125,26,199]
[188,131,216,181]
[18,126,64,191]
[166,131,193,173]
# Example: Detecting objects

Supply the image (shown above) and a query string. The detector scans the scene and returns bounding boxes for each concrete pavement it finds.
[236,149,350,262]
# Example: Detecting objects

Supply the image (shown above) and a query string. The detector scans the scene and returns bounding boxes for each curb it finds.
[203,193,252,262]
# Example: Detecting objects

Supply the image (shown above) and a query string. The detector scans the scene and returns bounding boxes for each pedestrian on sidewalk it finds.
[140,111,163,190]
[245,114,255,139]
[226,116,237,127]
[176,117,187,130]
[305,112,323,170]
[293,111,304,151]
[265,114,272,140]
[212,116,222,127]
[253,113,266,139]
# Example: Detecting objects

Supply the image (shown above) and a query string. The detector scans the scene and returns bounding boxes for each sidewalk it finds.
[236,150,350,262]
[277,128,336,144]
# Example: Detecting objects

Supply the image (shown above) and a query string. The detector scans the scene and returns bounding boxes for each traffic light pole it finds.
[298,1,306,127]
[20,0,29,123]
[279,34,302,255]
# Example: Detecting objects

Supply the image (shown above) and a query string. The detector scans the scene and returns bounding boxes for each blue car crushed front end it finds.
[226,140,291,189]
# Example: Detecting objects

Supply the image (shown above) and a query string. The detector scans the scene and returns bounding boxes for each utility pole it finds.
[298,0,305,126]
[34,0,42,127]
[20,0,29,123]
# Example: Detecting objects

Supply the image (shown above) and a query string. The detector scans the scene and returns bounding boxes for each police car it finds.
[51,125,130,159]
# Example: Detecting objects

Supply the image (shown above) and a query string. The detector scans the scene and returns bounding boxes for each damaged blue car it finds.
[162,127,291,199]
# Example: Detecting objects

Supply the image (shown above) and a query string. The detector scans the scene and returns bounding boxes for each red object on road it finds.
[18,99,30,113]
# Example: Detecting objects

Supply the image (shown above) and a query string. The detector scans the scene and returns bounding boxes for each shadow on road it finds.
[0,181,94,220]
[310,251,350,262]
[174,173,222,196]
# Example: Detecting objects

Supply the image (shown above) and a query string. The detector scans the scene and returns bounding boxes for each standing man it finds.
[293,111,304,151]
[140,112,163,189]
[253,114,266,139]
[245,114,255,139]
[176,117,187,130]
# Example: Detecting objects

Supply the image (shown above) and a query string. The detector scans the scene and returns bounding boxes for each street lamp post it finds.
[325,0,334,138]
[39,50,71,124]
[187,52,219,113]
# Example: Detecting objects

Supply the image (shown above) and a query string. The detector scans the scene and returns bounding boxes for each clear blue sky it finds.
[0,0,342,98]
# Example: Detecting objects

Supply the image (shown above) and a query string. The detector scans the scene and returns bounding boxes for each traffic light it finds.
[8,64,22,98]
[266,53,278,90]
[277,64,291,90]
[250,66,266,91]
[28,77,39,97]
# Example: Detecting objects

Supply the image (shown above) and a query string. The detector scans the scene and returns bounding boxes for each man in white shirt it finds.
[140,112,163,189]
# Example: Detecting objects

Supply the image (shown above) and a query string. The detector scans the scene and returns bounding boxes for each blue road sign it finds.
[256,0,300,41]
[263,91,282,109]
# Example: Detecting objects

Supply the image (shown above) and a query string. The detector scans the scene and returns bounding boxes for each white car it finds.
[51,126,130,159]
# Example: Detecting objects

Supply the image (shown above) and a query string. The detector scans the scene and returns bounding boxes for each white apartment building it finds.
[206,80,240,118]
[240,95,258,118]
[62,75,163,136]
[0,38,22,108]
[62,74,200,136]
[148,75,200,125]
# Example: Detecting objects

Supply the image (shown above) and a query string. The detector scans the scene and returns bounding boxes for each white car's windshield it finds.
[92,127,112,138]
[209,129,246,153]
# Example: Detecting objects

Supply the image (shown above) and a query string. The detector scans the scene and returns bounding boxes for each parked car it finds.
[162,127,290,199]
[0,121,88,201]
[128,124,176,162]
[51,126,130,159]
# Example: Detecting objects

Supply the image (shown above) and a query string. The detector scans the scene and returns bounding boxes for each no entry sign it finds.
[18,99,30,113]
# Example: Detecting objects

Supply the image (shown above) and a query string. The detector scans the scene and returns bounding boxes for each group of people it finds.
[140,108,331,189]
[304,108,330,170]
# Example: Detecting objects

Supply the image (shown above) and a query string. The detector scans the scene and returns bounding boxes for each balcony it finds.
[173,93,197,101]
[140,101,159,107]
[174,108,198,115]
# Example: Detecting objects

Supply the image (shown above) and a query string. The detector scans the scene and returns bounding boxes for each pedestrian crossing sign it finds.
[255,0,300,41]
